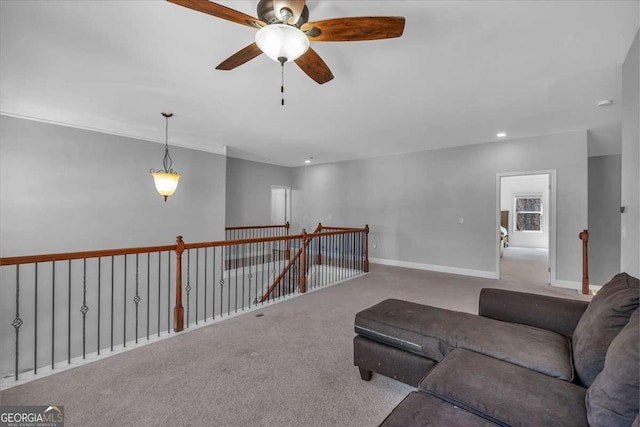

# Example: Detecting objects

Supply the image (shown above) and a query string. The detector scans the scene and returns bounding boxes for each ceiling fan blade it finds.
[167,0,265,29]
[294,48,334,85]
[216,43,263,70]
[301,17,405,41]
[273,0,305,25]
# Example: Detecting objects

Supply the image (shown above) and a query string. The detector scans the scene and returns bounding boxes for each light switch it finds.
[459,218,464,224]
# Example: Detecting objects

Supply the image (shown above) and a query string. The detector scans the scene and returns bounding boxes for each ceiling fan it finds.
[167,0,406,85]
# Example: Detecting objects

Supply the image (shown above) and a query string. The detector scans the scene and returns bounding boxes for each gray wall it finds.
[225,157,292,227]
[0,114,227,376]
[0,115,226,255]
[621,30,639,276]
[588,155,622,285]
[292,131,588,284]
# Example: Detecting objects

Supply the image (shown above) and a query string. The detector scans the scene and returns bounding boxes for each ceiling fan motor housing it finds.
[257,0,309,26]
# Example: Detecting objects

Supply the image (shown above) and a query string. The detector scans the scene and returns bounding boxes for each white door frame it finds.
[496,170,557,283]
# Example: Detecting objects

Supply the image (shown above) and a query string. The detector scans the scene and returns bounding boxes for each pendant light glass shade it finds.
[151,171,181,201]
[255,24,310,63]
[150,113,180,202]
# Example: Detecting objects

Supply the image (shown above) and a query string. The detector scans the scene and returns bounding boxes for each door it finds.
[497,171,556,286]
[271,186,291,224]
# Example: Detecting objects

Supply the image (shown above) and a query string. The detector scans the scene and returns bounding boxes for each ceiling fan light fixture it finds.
[255,24,309,63]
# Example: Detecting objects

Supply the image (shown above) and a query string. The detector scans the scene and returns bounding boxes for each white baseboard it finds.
[369,257,499,279]
[550,279,582,290]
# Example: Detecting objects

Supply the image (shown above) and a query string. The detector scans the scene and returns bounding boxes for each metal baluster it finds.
[212,247,216,320]
[111,256,114,352]
[97,258,101,355]
[186,250,191,327]
[12,265,23,380]
[52,261,56,367]
[242,243,246,310]
[196,248,199,324]
[353,232,357,274]
[134,254,140,343]
[220,246,224,316]
[81,259,88,358]
[227,247,231,315]
[261,241,265,303]
[249,242,254,307]
[147,252,150,340]
[235,243,239,312]
[307,241,312,290]
[123,255,127,347]
[167,251,171,334]
[325,234,336,285]
[68,260,72,362]
[204,248,207,322]
[34,263,38,374]
[158,252,161,337]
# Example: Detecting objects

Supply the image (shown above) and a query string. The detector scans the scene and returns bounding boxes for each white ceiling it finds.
[1,1,638,166]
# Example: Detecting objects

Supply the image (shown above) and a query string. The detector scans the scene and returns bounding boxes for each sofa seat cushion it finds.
[379,391,499,427]
[419,349,588,427]
[355,298,573,380]
[572,272,639,387]
[586,309,639,427]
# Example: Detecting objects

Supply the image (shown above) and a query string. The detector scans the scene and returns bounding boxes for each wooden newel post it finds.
[579,230,589,295]
[316,222,323,265]
[174,236,185,332]
[300,229,308,293]
[284,222,291,260]
[364,224,370,273]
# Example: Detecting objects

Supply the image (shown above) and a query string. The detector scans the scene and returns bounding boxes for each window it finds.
[514,196,542,232]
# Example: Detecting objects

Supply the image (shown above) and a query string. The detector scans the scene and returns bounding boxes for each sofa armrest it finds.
[478,288,589,338]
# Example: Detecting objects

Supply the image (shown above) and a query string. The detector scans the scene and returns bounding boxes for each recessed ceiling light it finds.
[497,132,507,138]
[597,100,613,107]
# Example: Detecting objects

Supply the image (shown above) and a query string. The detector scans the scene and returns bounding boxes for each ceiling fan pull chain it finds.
[281,61,285,106]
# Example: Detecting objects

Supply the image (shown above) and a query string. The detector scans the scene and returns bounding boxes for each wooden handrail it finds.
[184,228,366,251]
[259,223,323,302]
[0,228,366,266]
[0,244,177,266]
[225,223,289,231]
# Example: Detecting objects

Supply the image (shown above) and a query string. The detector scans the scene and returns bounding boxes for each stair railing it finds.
[259,224,369,302]
[0,223,368,384]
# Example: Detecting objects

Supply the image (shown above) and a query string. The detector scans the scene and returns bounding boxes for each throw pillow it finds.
[572,272,639,387]
[586,309,639,426]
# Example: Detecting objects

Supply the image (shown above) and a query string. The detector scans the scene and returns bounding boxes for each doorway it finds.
[270,186,291,224]
[497,171,556,287]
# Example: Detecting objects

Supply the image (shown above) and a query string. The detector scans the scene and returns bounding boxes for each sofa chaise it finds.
[353,272,639,426]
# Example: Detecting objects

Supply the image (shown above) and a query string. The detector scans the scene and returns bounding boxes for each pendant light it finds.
[150,113,181,202]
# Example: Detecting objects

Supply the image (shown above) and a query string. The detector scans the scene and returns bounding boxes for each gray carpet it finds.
[0,264,590,426]
[501,246,550,286]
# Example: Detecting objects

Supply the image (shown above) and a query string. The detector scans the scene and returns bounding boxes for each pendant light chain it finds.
[150,112,181,202]
[162,113,174,173]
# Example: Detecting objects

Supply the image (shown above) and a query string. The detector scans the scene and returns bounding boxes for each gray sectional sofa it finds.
[353,272,639,426]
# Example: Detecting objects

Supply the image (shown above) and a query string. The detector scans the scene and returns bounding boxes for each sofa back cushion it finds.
[572,272,639,387]
[586,309,639,426]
